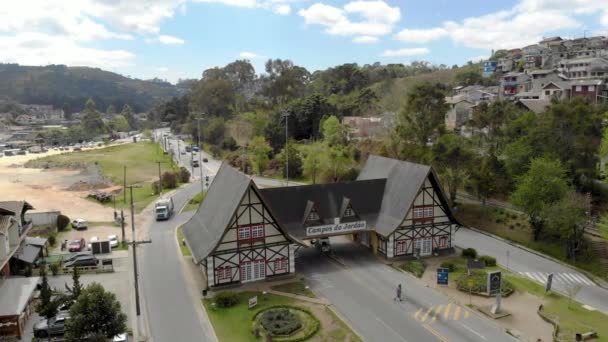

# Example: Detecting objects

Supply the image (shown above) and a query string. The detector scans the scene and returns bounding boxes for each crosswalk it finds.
[519,271,595,286]
[414,303,470,324]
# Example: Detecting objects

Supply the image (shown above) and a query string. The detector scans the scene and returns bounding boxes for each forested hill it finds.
[0,63,183,113]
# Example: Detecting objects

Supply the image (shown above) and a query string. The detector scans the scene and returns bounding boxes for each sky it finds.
[1,0,608,83]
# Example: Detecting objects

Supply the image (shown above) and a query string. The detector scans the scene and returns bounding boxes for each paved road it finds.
[298,239,516,342]
[454,227,608,313]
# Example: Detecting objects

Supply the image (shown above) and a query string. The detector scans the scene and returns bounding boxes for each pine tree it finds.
[37,266,58,319]
[65,266,82,300]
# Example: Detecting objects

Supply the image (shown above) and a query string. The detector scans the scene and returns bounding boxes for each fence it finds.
[25,211,60,226]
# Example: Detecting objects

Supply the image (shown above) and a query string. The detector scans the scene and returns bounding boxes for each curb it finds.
[458,226,608,289]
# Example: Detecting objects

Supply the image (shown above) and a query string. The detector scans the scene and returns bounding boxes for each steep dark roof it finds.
[259,179,386,239]
[182,163,252,263]
[356,155,457,236]
[0,201,33,216]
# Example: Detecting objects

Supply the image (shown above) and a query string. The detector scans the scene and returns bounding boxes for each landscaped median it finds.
[203,284,361,342]
[176,225,192,256]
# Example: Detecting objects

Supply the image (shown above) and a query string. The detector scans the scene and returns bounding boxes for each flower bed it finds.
[252,305,320,341]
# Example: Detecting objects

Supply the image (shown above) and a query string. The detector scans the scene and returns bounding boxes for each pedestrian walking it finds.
[394,284,402,302]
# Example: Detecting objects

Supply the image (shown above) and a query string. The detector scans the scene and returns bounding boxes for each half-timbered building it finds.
[183,155,459,289]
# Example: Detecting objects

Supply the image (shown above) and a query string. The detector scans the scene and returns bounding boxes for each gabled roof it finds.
[260,179,386,240]
[542,81,570,89]
[0,201,33,216]
[182,163,254,263]
[0,277,41,316]
[516,99,551,114]
[356,155,458,236]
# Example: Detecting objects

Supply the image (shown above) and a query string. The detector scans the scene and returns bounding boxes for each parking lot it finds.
[22,255,132,341]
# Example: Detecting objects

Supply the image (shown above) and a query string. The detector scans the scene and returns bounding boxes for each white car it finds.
[71,219,88,230]
[108,235,119,248]
[87,236,98,250]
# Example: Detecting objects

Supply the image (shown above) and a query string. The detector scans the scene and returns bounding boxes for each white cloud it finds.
[156,66,170,72]
[381,47,429,57]
[395,28,448,43]
[157,34,185,44]
[239,51,266,59]
[352,35,379,43]
[194,0,257,8]
[468,55,489,63]
[299,1,401,37]
[273,4,291,15]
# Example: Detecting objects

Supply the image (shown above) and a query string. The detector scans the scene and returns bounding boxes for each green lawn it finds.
[270,280,316,298]
[176,226,191,256]
[183,191,206,212]
[27,142,180,212]
[398,259,426,278]
[204,291,360,342]
[455,203,607,280]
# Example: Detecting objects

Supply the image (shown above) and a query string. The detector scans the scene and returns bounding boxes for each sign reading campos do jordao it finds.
[306,220,366,237]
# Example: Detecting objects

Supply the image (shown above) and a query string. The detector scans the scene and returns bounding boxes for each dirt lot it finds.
[0,149,116,221]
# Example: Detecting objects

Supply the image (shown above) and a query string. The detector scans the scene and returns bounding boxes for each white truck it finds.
[154,197,174,221]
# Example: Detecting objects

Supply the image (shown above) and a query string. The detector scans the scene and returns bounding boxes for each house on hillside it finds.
[0,201,34,276]
[445,98,475,131]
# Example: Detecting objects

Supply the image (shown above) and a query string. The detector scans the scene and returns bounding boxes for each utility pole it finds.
[156,161,163,195]
[282,112,290,186]
[123,165,127,204]
[197,117,204,191]
[125,185,151,318]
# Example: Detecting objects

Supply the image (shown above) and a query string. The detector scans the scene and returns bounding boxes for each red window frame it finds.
[395,240,406,255]
[274,257,288,272]
[237,224,265,245]
[216,266,232,281]
[413,205,434,223]
[438,236,448,248]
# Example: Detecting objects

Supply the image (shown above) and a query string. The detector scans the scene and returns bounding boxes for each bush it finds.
[456,270,513,296]
[178,167,190,183]
[162,171,178,189]
[260,308,302,336]
[213,291,239,308]
[440,261,456,272]
[221,136,238,151]
[209,145,222,158]
[49,263,60,276]
[478,255,497,267]
[399,260,426,278]
[48,234,57,247]
[461,248,478,259]
[56,214,70,231]
[151,181,160,195]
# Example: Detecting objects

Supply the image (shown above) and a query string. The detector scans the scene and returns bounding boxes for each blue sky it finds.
[1,0,607,83]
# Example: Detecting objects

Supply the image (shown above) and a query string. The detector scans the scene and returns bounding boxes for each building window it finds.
[307,210,319,221]
[274,258,288,272]
[217,266,231,281]
[423,207,433,218]
[252,224,264,239]
[238,227,250,240]
[344,207,355,217]
[439,236,448,249]
[545,90,550,95]
[576,86,582,92]
[589,85,595,91]
[413,207,424,219]
[395,240,406,255]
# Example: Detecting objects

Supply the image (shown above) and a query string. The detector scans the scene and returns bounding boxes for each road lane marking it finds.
[432,304,443,322]
[376,317,409,342]
[423,323,450,342]
[460,322,487,340]
[563,273,578,284]
[453,305,461,321]
[415,308,423,320]
[421,307,433,323]
[443,303,452,320]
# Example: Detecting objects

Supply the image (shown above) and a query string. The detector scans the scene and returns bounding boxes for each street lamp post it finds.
[196,116,205,192]
[282,112,290,187]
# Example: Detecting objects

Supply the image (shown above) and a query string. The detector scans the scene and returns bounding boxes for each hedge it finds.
[213,291,239,308]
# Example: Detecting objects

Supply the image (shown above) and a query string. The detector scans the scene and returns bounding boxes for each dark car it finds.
[63,254,98,268]
[33,312,70,337]
[68,238,85,252]
[203,157,208,163]
[191,160,199,167]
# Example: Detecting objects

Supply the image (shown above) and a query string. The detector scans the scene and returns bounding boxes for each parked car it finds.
[108,235,119,248]
[63,254,98,268]
[33,312,70,337]
[203,157,208,163]
[68,238,85,252]
[63,252,90,263]
[87,236,99,250]
[71,218,88,230]
[191,160,199,167]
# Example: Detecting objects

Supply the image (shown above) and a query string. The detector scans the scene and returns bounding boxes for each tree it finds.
[321,115,347,147]
[62,102,72,120]
[320,145,353,182]
[248,136,272,175]
[65,283,127,341]
[142,129,152,140]
[441,167,469,206]
[191,78,235,118]
[302,142,323,184]
[120,104,136,130]
[511,157,570,240]
[109,115,129,132]
[81,98,106,137]
[397,82,448,146]
[541,192,588,260]
[263,59,310,105]
[275,140,303,178]
[106,104,116,115]
[431,134,473,204]
[201,116,226,146]
[453,69,483,86]
[65,266,83,300]
[37,266,59,319]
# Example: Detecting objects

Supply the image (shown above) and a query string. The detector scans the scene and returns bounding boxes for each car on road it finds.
[87,236,99,250]
[203,157,208,163]
[63,254,98,268]
[68,238,85,252]
[71,218,88,230]
[181,150,186,155]
[108,235,119,248]
[16,150,26,155]
[33,312,70,337]
[191,160,199,167]
[191,145,200,152]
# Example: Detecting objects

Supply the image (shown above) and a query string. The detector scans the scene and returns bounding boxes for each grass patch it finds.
[176,226,191,256]
[270,281,316,298]
[456,203,607,280]
[398,259,426,278]
[183,191,206,212]
[323,307,363,342]
[27,142,180,212]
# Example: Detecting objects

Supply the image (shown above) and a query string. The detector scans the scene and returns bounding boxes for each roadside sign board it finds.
[488,271,502,296]
[545,273,554,292]
[248,296,258,309]
[437,268,449,285]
